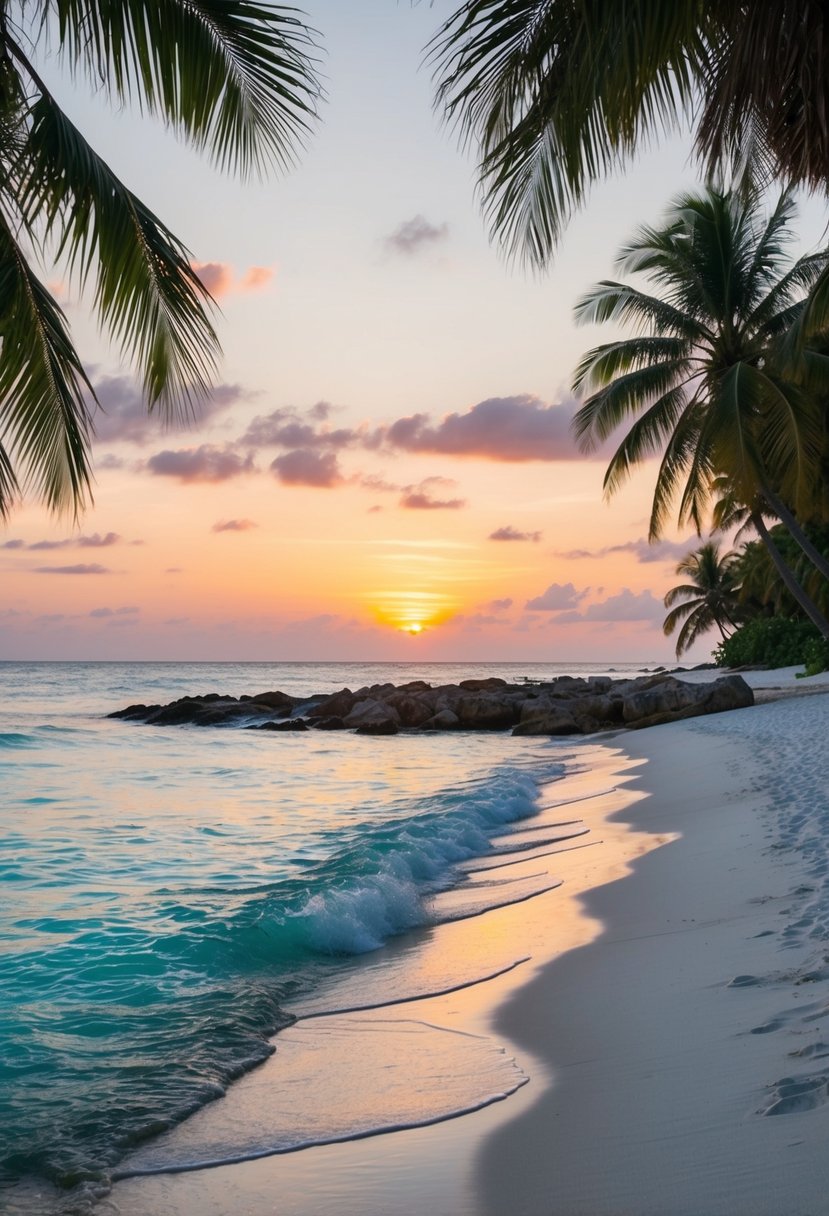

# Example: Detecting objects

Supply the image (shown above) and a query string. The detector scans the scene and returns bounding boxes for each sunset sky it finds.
[3,1,828,663]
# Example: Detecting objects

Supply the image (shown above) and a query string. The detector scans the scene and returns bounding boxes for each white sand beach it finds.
[112,668,829,1216]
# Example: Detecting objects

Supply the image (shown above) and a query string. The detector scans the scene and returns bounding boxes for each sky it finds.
[2,1,828,663]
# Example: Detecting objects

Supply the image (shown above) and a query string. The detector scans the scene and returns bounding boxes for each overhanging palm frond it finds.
[18,88,221,416]
[696,1,829,193]
[429,0,701,266]
[0,212,94,519]
[42,0,321,176]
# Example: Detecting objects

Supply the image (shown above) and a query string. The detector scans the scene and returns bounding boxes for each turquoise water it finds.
[0,661,651,1213]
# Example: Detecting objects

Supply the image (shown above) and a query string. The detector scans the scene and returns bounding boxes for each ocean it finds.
[0,660,657,1215]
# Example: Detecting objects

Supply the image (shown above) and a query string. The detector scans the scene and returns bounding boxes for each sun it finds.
[402,622,424,636]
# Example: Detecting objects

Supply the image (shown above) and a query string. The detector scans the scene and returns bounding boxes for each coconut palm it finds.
[0,1,320,519]
[430,1,829,268]
[571,187,829,638]
[663,541,742,656]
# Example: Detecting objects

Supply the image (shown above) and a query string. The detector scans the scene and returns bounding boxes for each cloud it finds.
[380,394,590,462]
[33,564,111,575]
[240,406,357,450]
[271,449,343,487]
[89,605,139,618]
[556,538,695,564]
[556,588,665,623]
[359,473,401,494]
[91,374,250,445]
[146,445,256,482]
[489,526,542,543]
[191,261,275,297]
[400,477,465,510]
[485,598,514,612]
[78,532,121,549]
[385,215,449,256]
[8,532,122,552]
[212,519,258,533]
[525,582,588,611]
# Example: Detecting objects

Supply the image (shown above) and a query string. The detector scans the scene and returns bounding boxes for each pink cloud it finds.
[556,538,696,564]
[525,582,588,611]
[34,564,111,575]
[485,598,513,612]
[489,526,542,542]
[91,373,249,445]
[212,519,258,533]
[271,449,343,487]
[147,445,256,482]
[192,262,275,298]
[240,406,356,450]
[555,589,665,623]
[379,395,591,462]
[240,266,274,290]
[399,476,465,510]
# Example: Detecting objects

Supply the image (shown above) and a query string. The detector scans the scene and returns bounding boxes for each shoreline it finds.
[110,669,829,1216]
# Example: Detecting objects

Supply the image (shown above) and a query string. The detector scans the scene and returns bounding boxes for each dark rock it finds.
[108,702,161,720]
[458,677,508,691]
[512,708,581,736]
[356,719,399,736]
[454,693,520,729]
[383,692,435,728]
[624,674,753,728]
[342,699,401,730]
[421,708,460,731]
[246,719,308,732]
[306,688,357,719]
[310,716,346,730]
[248,690,300,712]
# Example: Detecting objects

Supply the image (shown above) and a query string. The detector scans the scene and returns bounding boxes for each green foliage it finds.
[572,188,826,540]
[714,616,823,669]
[0,2,321,518]
[801,636,829,677]
[430,2,829,269]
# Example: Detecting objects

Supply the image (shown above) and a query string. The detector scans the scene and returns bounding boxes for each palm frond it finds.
[571,336,688,394]
[573,364,691,450]
[574,280,712,342]
[19,88,221,416]
[0,211,94,518]
[429,0,701,267]
[39,0,321,176]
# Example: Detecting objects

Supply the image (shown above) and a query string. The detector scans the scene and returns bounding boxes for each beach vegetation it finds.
[0,1,320,518]
[571,186,829,640]
[714,615,824,670]
[663,541,742,656]
[429,1,829,269]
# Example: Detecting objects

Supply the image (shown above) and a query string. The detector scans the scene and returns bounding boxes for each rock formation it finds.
[109,672,754,737]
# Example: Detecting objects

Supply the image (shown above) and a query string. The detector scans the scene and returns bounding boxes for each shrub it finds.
[801,636,829,677]
[713,616,824,669]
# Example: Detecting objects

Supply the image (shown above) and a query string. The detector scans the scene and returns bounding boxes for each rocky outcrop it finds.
[109,672,754,737]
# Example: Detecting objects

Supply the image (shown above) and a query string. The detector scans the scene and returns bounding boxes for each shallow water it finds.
[0,660,653,1212]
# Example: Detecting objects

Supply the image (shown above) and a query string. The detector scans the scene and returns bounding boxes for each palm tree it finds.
[0,2,320,519]
[571,187,829,638]
[663,541,742,656]
[429,1,829,268]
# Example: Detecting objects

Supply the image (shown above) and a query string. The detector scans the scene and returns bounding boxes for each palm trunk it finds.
[762,485,829,584]
[752,511,829,639]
